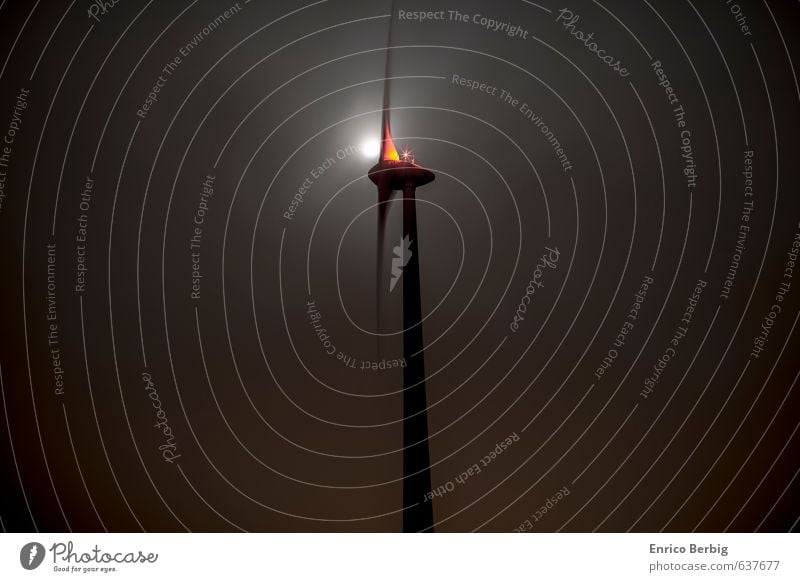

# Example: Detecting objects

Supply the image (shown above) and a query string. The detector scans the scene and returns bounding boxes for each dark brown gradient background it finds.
[0,0,798,532]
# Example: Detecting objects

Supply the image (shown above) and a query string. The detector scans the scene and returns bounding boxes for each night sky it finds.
[0,0,799,532]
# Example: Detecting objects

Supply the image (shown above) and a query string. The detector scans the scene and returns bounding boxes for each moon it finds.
[360,138,380,158]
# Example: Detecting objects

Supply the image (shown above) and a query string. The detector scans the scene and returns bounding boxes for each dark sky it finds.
[0,0,799,532]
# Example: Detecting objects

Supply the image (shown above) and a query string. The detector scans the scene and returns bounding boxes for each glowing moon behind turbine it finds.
[360,138,380,158]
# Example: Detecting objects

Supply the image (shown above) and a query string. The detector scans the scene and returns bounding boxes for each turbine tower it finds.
[368,11,436,531]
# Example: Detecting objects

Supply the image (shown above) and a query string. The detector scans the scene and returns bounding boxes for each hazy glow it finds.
[361,138,380,158]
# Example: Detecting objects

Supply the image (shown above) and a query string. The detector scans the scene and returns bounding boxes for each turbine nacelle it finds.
[369,118,434,193]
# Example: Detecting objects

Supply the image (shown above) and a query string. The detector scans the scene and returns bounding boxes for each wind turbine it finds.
[368,8,436,531]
